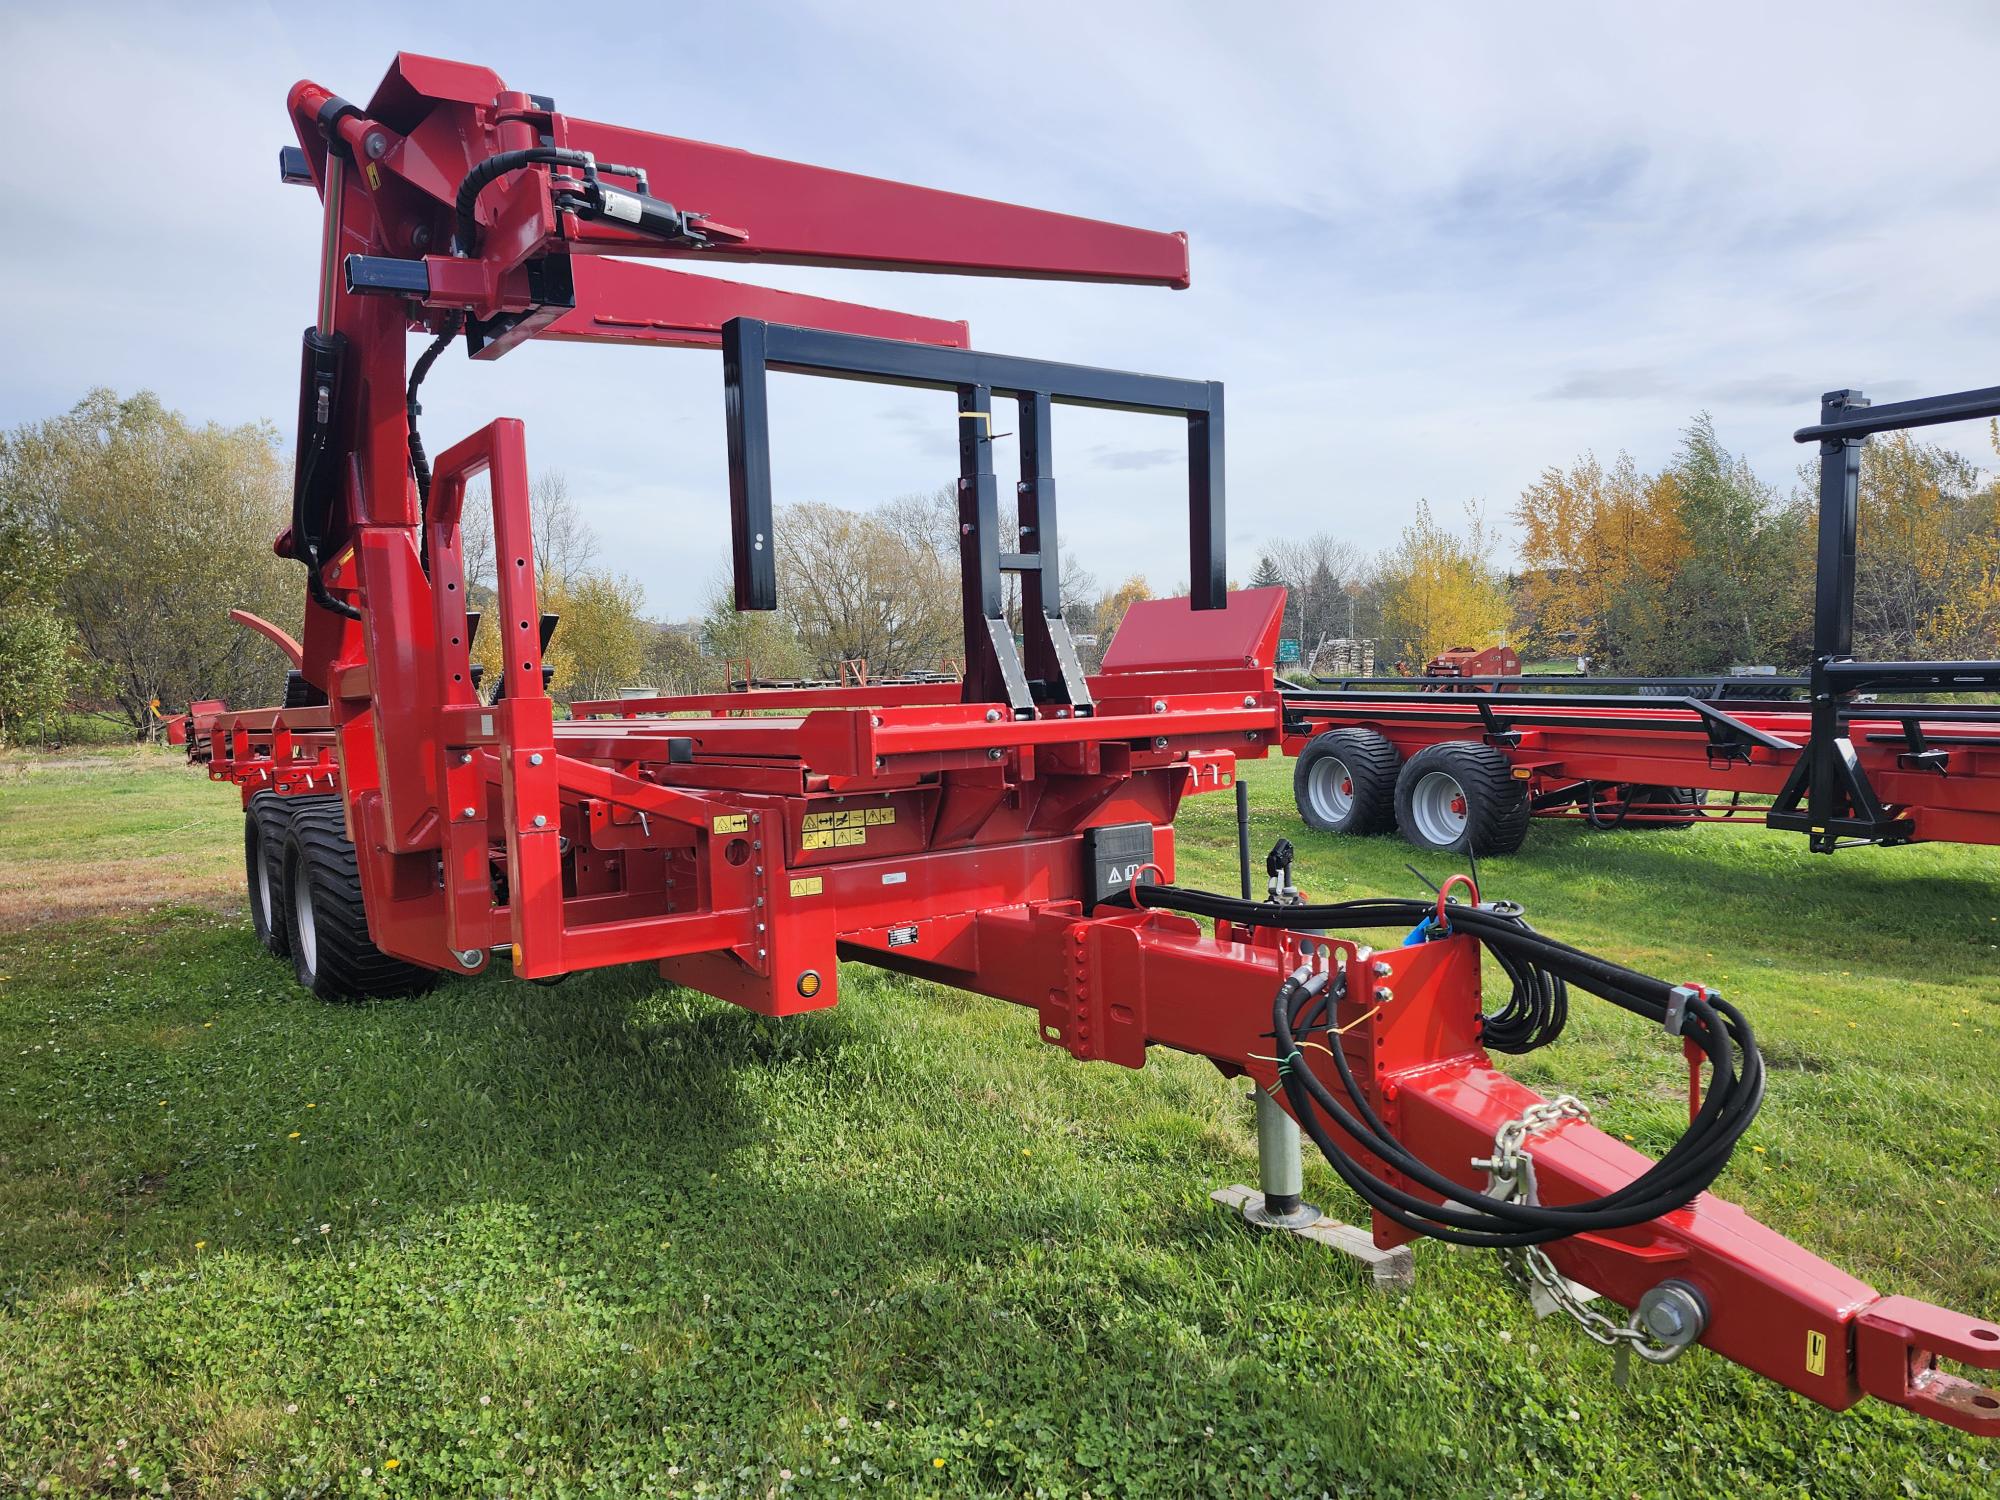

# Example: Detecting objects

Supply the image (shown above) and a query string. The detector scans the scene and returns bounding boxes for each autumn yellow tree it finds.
[1514,417,1812,674]
[541,571,651,703]
[1854,432,2000,659]
[1375,501,1511,667]
[466,468,654,707]
[1513,451,1686,665]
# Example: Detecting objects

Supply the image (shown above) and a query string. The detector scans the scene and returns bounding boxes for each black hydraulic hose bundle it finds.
[1581,781,1637,830]
[291,329,363,622]
[1122,881,1765,1248]
[453,147,597,255]
[408,311,465,574]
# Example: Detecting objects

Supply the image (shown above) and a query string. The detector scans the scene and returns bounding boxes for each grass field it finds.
[1,746,1996,1497]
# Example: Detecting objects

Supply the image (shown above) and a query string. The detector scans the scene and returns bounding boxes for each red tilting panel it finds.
[1101,586,1286,674]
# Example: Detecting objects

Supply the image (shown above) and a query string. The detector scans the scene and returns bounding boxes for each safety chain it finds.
[1473,1096,1693,1370]
[1473,1094,1592,1208]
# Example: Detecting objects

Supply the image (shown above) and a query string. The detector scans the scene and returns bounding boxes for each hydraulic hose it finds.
[408,311,465,576]
[1122,881,1764,1248]
[453,147,595,255]
[1582,781,1637,830]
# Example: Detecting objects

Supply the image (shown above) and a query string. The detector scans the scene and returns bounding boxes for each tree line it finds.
[2,389,1994,745]
[1515,414,2000,673]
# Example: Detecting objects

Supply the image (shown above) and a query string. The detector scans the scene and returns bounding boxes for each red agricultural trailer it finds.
[1285,400,2000,856]
[175,52,2000,1436]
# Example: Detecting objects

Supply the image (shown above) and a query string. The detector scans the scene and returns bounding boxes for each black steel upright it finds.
[721,318,1227,714]
[1015,393,1091,714]
[1809,390,1869,663]
[1768,382,2000,850]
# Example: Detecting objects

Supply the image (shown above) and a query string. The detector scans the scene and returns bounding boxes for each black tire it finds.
[1393,741,1530,856]
[1631,784,1707,830]
[245,792,291,957]
[280,801,436,1002]
[1584,783,1706,831]
[1294,729,1401,835]
[282,670,328,709]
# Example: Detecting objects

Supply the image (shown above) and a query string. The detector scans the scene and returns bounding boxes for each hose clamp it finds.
[1663,983,1710,1038]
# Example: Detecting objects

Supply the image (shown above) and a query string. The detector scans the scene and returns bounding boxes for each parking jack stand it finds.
[1212,1092,1416,1291]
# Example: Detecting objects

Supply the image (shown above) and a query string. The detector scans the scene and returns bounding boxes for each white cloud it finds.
[3,1,1997,616]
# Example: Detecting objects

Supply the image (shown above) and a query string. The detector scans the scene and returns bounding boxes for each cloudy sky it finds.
[4,2,1997,617]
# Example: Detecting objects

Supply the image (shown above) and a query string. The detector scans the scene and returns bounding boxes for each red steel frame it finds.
[174,53,2000,1436]
[1281,695,2000,847]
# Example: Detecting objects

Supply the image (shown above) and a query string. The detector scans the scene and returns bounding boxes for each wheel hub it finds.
[1307,755,1356,822]
[1410,770,1471,847]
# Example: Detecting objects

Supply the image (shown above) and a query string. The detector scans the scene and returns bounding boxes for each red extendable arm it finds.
[540,258,969,351]
[289,52,1185,362]
[550,113,1191,287]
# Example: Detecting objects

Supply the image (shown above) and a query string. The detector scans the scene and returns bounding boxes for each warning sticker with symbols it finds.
[712,813,749,834]
[799,805,895,850]
[1805,1329,1827,1377]
[789,875,823,898]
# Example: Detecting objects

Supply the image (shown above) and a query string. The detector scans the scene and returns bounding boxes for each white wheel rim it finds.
[254,839,273,928]
[1306,755,1356,822]
[1410,770,1470,846]
[292,865,318,976]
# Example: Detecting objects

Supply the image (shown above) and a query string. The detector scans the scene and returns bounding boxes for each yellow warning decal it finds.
[711,813,749,834]
[789,875,823,898]
[801,807,895,832]
[364,161,381,191]
[1805,1330,1827,1377]
[801,826,868,850]
[799,805,894,850]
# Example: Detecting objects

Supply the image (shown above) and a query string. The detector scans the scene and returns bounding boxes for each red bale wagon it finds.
[1285,394,2000,856]
[177,53,1999,1436]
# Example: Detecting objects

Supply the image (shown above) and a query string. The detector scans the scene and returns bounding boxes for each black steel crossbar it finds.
[1793,383,2000,444]
[723,318,1224,712]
